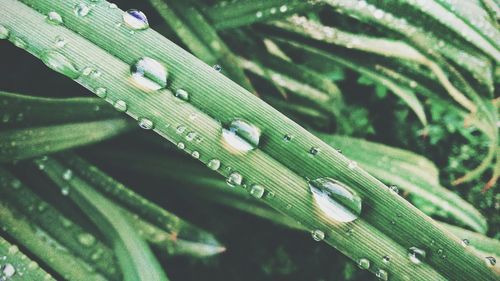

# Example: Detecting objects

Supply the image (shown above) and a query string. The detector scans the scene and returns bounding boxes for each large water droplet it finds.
[249,184,265,198]
[222,119,261,153]
[408,247,426,264]
[0,25,9,39]
[174,89,189,101]
[131,57,167,90]
[207,159,221,171]
[138,117,154,130]
[311,229,325,241]
[41,51,80,79]
[2,263,16,278]
[47,11,63,25]
[376,269,388,280]
[309,178,362,222]
[113,100,127,112]
[358,258,370,269]
[74,3,91,17]
[226,172,242,187]
[123,9,149,30]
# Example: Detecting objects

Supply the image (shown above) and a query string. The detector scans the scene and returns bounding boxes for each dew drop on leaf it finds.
[74,3,91,17]
[207,159,221,171]
[226,172,242,187]
[485,256,496,266]
[62,169,73,181]
[47,11,63,25]
[41,51,80,79]
[113,100,127,112]
[191,151,200,159]
[309,147,320,156]
[376,269,388,281]
[382,255,390,264]
[123,9,149,30]
[222,119,261,153]
[358,258,370,270]
[0,25,9,39]
[174,89,189,101]
[311,229,325,241]
[461,239,469,247]
[131,57,168,90]
[95,87,107,98]
[249,184,265,199]
[138,117,154,130]
[309,178,362,222]
[408,247,426,264]
[77,233,96,247]
[213,64,222,72]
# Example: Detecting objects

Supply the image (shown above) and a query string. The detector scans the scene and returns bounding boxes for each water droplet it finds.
[2,263,16,278]
[74,3,91,17]
[113,100,127,112]
[77,233,96,246]
[0,25,9,39]
[62,169,73,181]
[226,172,242,187]
[485,256,496,266]
[131,57,168,90]
[138,117,154,130]
[191,151,200,159]
[222,119,261,153]
[61,186,70,196]
[123,9,149,30]
[270,7,277,14]
[461,239,469,247]
[207,159,221,171]
[185,132,196,141]
[358,258,370,270]
[348,161,358,169]
[376,269,388,280]
[109,3,118,9]
[54,36,67,48]
[249,184,265,198]
[382,255,390,263]
[95,87,107,98]
[309,178,362,222]
[174,89,189,101]
[41,51,80,79]
[283,134,293,142]
[47,11,63,25]
[177,142,185,150]
[176,125,186,134]
[256,11,263,18]
[311,229,325,241]
[213,64,222,72]
[388,185,399,194]
[279,5,288,12]
[309,147,320,156]
[408,247,426,264]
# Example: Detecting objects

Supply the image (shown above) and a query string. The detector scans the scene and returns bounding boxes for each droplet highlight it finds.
[311,229,325,241]
[47,11,63,25]
[41,51,80,79]
[113,100,127,112]
[358,258,370,270]
[174,89,189,101]
[249,184,265,199]
[138,117,154,130]
[207,159,221,171]
[74,3,90,17]
[222,119,261,153]
[123,9,149,30]
[131,57,168,90]
[309,178,362,222]
[226,172,242,187]
[408,247,426,264]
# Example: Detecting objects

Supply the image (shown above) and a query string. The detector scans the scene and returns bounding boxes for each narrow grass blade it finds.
[36,157,169,281]
[0,202,108,281]
[3,1,498,279]
[0,168,121,280]
[147,0,255,92]
[0,235,55,281]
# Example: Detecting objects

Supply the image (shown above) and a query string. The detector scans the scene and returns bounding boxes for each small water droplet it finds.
[256,11,263,18]
[131,57,168,90]
[176,125,186,134]
[62,169,73,181]
[191,151,200,159]
[74,3,91,17]
[311,229,325,241]
[61,186,70,196]
[309,147,320,155]
[388,185,399,194]
[382,255,390,263]
[185,132,196,141]
[177,142,185,150]
[270,7,277,14]
[279,5,288,12]
[138,117,154,130]
[309,178,362,222]
[222,119,261,153]
[0,25,9,39]
[54,36,67,48]
[123,9,149,30]
[113,100,127,112]
[2,263,16,278]
[77,233,96,246]
[47,11,63,25]
[249,184,265,199]
[485,256,496,266]
[408,247,426,264]
[109,3,118,9]
[174,89,189,101]
[283,134,293,142]
[348,161,358,169]
[207,159,221,171]
[461,239,470,247]
[226,172,243,187]
[41,51,80,79]
[95,87,107,98]
[213,64,222,72]
[376,269,388,280]
[358,258,370,270]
